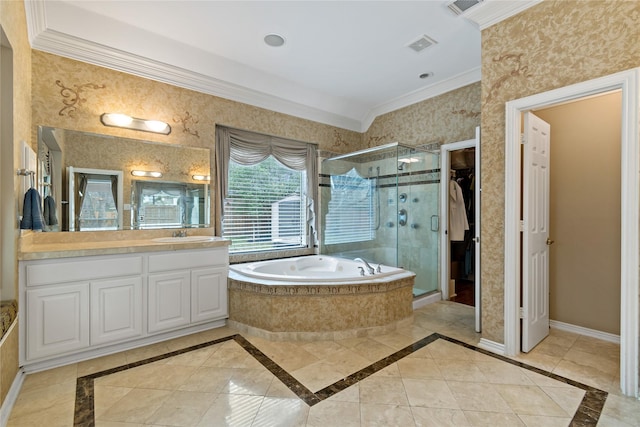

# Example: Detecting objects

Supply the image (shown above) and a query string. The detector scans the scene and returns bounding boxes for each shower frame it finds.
[320,142,441,297]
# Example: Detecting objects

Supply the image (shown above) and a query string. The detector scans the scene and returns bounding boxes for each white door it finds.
[522,112,551,352]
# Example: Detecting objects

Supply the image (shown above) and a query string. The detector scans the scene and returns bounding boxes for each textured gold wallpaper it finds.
[480,0,640,343]
[32,50,481,237]
[364,82,480,148]
[1,0,32,406]
[31,51,363,154]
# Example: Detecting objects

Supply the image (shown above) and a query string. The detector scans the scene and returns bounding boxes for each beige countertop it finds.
[18,229,230,261]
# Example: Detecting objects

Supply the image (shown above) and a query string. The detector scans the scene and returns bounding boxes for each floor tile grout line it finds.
[71,331,609,426]
[73,334,238,426]
[82,334,238,381]
[232,334,321,406]
[314,333,440,401]
[436,334,607,393]
[435,334,607,426]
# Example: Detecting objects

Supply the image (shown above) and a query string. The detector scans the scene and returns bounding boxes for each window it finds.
[216,126,317,255]
[68,168,123,231]
[223,157,306,252]
[78,178,119,231]
[323,168,375,244]
[131,181,209,229]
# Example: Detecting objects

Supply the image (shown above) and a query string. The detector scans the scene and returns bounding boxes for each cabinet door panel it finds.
[148,271,190,333]
[27,284,89,360]
[191,267,228,323]
[91,276,143,345]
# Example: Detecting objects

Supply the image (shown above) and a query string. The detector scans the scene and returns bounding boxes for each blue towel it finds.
[20,188,44,230]
[43,195,58,226]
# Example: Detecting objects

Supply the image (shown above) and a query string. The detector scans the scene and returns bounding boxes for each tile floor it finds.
[5,301,640,426]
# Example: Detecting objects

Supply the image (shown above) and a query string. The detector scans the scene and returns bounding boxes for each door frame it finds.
[504,68,639,397]
[440,128,481,332]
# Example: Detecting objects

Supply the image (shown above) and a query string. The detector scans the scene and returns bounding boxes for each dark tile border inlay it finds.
[74,333,608,426]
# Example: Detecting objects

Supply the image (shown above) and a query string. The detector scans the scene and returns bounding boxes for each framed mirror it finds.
[38,126,211,231]
[131,180,209,229]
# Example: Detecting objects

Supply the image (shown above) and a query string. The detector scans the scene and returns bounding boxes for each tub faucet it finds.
[354,258,375,275]
[172,230,187,238]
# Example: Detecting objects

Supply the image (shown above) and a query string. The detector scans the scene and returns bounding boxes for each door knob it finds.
[546,238,555,246]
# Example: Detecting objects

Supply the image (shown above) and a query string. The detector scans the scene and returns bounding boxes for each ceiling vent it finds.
[447,0,483,15]
[407,35,438,53]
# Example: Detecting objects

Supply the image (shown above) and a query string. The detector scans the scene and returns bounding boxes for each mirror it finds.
[38,126,211,231]
[131,179,209,229]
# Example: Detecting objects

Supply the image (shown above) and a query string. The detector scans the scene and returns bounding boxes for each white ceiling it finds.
[25,1,538,132]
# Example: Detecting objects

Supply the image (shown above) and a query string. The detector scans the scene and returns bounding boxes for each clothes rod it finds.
[16,169,35,176]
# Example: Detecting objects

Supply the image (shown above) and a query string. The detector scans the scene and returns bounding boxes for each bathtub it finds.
[227,255,416,340]
[229,255,405,283]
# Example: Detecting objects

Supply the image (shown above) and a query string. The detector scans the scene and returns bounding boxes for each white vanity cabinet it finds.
[26,283,90,360]
[90,276,143,346]
[20,246,228,370]
[148,249,228,333]
[23,255,143,361]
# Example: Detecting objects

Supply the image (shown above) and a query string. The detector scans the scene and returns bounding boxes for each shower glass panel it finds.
[320,142,440,296]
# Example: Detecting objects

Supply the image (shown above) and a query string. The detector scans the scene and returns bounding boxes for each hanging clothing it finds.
[449,179,469,241]
[43,195,58,226]
[20,188,44,231]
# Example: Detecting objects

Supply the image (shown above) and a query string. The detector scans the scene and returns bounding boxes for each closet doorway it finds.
[440,129,481,333]
[503,69,639,397]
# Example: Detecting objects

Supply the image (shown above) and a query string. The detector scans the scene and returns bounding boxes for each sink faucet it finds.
[172,230,187,238]
[354,258,375,275]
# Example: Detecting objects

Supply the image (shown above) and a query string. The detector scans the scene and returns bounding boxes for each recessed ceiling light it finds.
[264,33,285,47]
[419,72,433,79]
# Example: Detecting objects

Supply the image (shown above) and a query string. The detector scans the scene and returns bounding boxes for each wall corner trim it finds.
[478,338,505,355]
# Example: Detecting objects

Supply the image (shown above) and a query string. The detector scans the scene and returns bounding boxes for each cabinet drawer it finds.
[26,255,143,286]
[148,248,227,272]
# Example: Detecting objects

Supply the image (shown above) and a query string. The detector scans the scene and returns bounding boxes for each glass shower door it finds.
[320,143,440,298]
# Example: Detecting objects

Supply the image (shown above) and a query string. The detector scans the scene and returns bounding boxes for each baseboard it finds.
[0,368,25,427]
[478,338,505,355]
[413,291,441,310]
[550,319,620,344]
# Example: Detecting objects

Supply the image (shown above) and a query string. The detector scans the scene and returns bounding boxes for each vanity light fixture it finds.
[101,113,171,135]
[131,170,162,178]
[192,174,211,181]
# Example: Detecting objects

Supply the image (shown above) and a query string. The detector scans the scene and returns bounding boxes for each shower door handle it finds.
[398,209,407,226]
[431,215,439,231]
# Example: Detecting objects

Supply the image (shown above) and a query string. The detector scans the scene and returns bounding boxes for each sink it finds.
[152,236,216,243]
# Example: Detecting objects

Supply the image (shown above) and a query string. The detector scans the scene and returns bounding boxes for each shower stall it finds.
[320,142,441,297]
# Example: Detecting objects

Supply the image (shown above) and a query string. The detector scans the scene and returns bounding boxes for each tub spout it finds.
[354,258,375,275]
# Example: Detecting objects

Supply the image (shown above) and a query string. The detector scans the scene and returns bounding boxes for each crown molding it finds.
[464,0,542,30]
[31,28,363,131]
[360,67,481,132]
[26,0,479,133]
[24,0,47,45]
